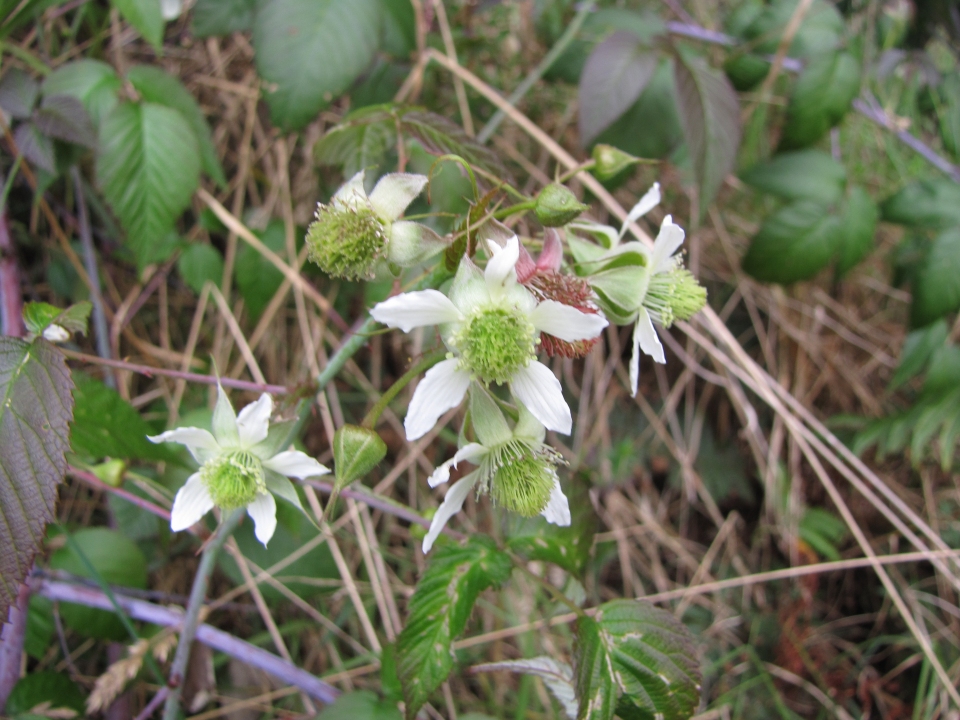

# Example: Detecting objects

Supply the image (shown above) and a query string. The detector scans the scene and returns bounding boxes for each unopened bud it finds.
[534,184,588,227]
[333,425,387,489]
[591,144,640,181]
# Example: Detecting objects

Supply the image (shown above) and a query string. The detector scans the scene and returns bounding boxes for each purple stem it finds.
[68,466,172,521]
[133,688,168,720]
[0,584,30,711]
[35,579,340,705]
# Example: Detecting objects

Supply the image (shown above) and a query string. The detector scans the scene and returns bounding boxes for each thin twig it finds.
[132,687,168,720]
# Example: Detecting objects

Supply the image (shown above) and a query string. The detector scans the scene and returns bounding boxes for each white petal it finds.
[332,170,368,210]
[422,472,478,553]
[629,320,641,397]
[148,427,220,464]
[540,476,571,526]
[510,362,572,435]
[170,473,214,532]
[263,450,330,479]
[635,307,665,364]
[618,182,661,240]
[651,215,685,273]
[247,492,277,546]
[530,301,608,342]
[159,0,181,19]
[371,290,462,332]
[212,384,240,447]
[405,359,471,440]
[484,235,520,295]
[236,394,272,448]
[448,257,488,312]
[368,173,428,221]
[42,324,70,343]
[428,443,488,488]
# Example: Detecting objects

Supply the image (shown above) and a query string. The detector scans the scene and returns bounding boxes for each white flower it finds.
[148,386,330,546]
[422,388,571,553]
[370,236,608,440]
[306,170,445,279]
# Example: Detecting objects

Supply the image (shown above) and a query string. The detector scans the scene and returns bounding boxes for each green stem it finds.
[162,509,244,720]
[361,349,447,429]
[493,199,536,220]
[556,159,596,185]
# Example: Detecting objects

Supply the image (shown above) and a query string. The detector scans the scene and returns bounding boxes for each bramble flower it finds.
[370,235,608,440]
[148,386,329,546]
[422,388,570,553]
[569,185,706,396]
[305,170,444,280]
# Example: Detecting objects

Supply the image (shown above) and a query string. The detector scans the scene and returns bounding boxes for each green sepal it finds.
[23,301,92,340]
[469,385,512,447]
[264,469,313,525]
[333,424,387,488]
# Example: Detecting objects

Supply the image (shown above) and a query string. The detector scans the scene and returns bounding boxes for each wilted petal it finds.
[236,393,272,448]
[510,362,572,435]
[405,359,471,440]
[428,443,488,488]
[170,473,214,532]
[332,170,368,209]
[387,220,446,266]
[537,228,564,272]
[422,472,478,553]
[618,182,661,240]
[371,290,461,332]
[530,301,608,342]
[263,450,330,479]
[635,308,665,364]
[514,242,538,283]
[247,492,277,546]
[148,427,220,464]
[485,235,520,295]
[212,384,240,448]
[369,173,428,221]
[651,215,685,273]
[540,476,571,526]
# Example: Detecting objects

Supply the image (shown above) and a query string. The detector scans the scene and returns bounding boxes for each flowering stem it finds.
[162,509,245,720]
[361,349,447,429]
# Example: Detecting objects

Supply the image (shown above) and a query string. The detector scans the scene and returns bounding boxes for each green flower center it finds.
[491,453,556,517]
[643,267,707,328]
[201,450,265,509]
[305,204,386,280]
[454,306,536,384]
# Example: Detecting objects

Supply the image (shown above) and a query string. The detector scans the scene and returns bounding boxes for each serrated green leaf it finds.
[0,67,38,119]
[177,243,224,294]
[253,0,381,130]
[112,0,164,49]
[315,690,402,720]
[835,185,878,275]
[574,599,701,720]
[578,31,658,145]
[5,672,85,717]
[472,657,577,719]
[71,375,177,462]
[314,113,396,176]
[923,344,960,397]
[401,109,510,182]
[912,228,960,327]
[881,179,960,229]
[740,150,846,204]
[672,49,741,213]
[126,65,226,187]
[49,527,148,640]
[191,0,256,36]
[780,51,860,150]
[42,60,121,127]
[96,101,200,259]
[0,338,73,625]
[890,319,949,390]
[742,200,841,284]
[24,595,54,661]
[397,536,512,719]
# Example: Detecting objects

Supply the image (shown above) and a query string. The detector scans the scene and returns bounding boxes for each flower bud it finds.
[306,204,387,280]
[591,144,640,181]
[534,184,588,227]
[333,425,387,489]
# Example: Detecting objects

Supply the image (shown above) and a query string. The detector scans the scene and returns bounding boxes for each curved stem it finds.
[361,349,447,429]
[162,509,245,720]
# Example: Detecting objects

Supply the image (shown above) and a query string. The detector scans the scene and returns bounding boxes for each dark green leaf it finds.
[24,595,54,661]
[112,0,164,49]
[235,220,287,321]
[742,200,840,283]
[881,179,960,229]
[126,65,226,187]
[5,672,85,716]
[397,536,512,719]
[574,599,701,720]
[912,228,960,327]
[835,185,878,275]
[49,527,148,640]
[799,508,847,561]
[672,49,741,213]
[96,101,200,257]
[314,111,396,176]
[890,319,949,389]
[191,0,256,36]
[379,0,415,57]
[779,52,860,150]
[740,0,843,58]
[0,338,73,625]
[578,31,658,145]
[42,60,121,127]
[253,0,381,130]
[939,76,960,160]
[400,109,511,182]
[740,150,846,204]
[0,67,38,119]
[316,690,402,720]
[923,344,960,397]
[71,375,178,462]
[177,243,224,294]
[14,120,55,173]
